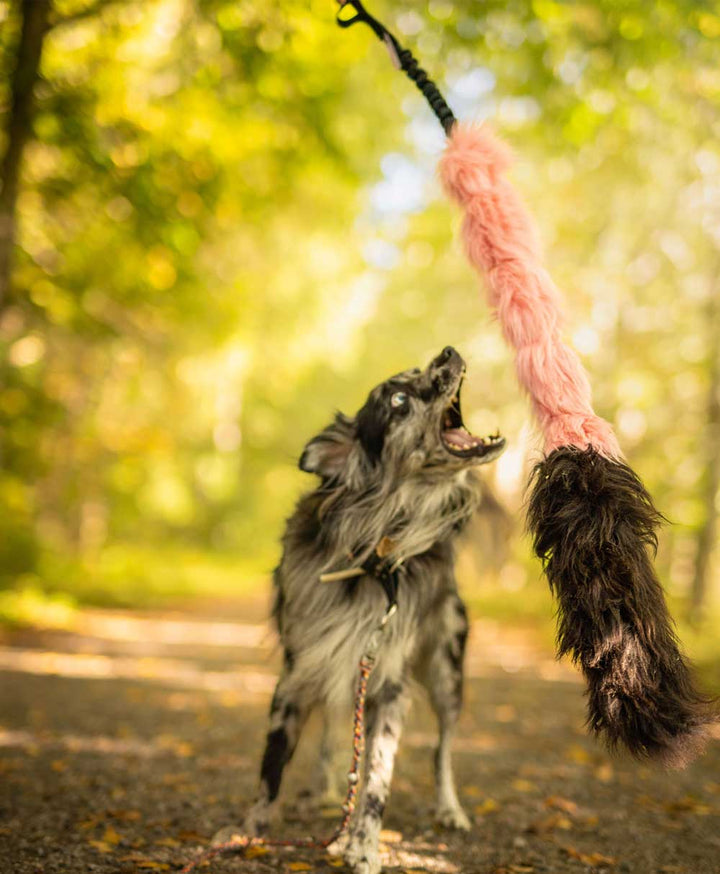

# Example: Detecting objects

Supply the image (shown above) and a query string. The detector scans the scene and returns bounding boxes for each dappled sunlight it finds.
[74,610,274,650]
[0,646,276,697]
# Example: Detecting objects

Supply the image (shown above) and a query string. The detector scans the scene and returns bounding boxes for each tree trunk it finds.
[688,280,720,626]
[0,0,51,308]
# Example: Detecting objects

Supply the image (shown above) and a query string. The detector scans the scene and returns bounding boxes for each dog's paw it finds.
[344,836,381,874]
[210,825,248,847]
[435,805,472,831]
[325,830,350,856]
[211,806,269,845]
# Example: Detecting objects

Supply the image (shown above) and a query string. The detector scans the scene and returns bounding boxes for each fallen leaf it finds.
[529,813,573,833]
[88,840,112,853]
[512,779,538,794]
[136,862,170,871]
[51,759,67,772]
[566,745,592,765]
[155,837,180,848]
[544,796,578,816]
[244,845,269,859]
[102,825,122,846]
[564,846,616,867]
[663,796,712,816]
[474,798,499,814]
[379,829,402,843]
[177,830,207,842]
[287,863,312,871]
[594,763,614,783]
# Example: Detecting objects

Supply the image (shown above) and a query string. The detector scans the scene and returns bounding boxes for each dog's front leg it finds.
[344,680,408,874]
[212,671,307,845]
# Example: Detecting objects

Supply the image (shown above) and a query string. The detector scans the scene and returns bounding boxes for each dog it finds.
[215,346,506,874]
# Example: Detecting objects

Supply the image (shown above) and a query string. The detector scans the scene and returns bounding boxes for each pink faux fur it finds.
[439,123,621,459]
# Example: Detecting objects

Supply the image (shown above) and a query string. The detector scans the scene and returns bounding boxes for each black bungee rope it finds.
[336,0,457,135]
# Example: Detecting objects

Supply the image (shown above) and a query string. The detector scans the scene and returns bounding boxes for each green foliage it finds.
[1,0,719,623]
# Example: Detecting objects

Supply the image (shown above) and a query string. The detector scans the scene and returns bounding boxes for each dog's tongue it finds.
[443,427,482,450]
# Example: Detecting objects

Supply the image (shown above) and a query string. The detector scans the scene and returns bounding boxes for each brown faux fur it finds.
[528,446,715,768]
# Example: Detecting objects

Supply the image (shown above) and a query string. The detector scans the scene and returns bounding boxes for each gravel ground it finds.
[1,599,719,874]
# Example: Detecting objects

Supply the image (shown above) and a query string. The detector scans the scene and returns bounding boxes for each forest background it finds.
[1,0,719,684]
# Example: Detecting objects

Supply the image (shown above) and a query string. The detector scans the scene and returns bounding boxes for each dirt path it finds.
[1,599,719,874]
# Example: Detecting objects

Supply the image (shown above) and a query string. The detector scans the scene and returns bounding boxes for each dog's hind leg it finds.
[296,705,346,813]
[343,679,409,874]
[423,595,471,831]
[212,669,308,844]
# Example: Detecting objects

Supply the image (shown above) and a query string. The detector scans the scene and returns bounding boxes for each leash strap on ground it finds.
[179,602,396,873]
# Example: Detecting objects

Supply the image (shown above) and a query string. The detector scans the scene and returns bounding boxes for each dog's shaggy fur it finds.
[214,348,505,874]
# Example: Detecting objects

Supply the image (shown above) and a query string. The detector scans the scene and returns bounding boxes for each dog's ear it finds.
[299,413,355,480]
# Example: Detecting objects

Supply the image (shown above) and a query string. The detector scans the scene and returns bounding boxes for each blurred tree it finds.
[0,0,717,617]
[0,0,51,308]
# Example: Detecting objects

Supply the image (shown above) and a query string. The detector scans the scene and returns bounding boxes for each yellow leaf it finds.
[565,847,616,867]
[136,862,171,871]
[325,857,344,868]
[566,745,591,764]
[379,829,402,843]
[585,852,616,866]
[244,845,269,858]
[51,759,67,772]
[463,785,483,798]
[288,863,312,871]
[88,840,112,853]
[512,779,538,793]
[155,837,180,847]
[474,798,499,814]
[594,763,614,783]
[544,795,578,815]
[102,826,122,845]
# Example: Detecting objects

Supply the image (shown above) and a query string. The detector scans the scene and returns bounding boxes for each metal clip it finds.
[363,602,397,663]
[336,0,381,36]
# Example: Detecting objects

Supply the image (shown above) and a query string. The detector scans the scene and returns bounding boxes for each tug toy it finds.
[338,0,713,767]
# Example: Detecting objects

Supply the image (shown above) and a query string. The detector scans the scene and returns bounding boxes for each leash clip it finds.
[336,0,384,39]
[363,602,397,663]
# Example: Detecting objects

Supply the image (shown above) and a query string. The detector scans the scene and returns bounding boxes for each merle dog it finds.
[215,347,505,874]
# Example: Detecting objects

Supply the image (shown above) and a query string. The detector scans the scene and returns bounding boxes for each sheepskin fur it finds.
[439,123,620,458]
[440,123,714,766]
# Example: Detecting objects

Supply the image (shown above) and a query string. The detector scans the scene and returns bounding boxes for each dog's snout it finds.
[431,346,464,375]
[433,346,456,367]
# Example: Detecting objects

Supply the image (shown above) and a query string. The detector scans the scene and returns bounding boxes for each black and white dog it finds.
[216,347,505,874]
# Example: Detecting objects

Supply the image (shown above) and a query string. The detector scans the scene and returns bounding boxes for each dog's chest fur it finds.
[272,470,480,707]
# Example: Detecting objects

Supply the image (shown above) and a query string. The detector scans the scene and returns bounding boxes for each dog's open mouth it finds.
[441,380,506,459]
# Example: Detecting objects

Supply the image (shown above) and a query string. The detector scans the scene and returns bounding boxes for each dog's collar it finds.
[318,537,404,608]
[359,550,400,608]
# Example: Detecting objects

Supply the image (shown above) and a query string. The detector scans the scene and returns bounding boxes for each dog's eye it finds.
[390,391,408,409]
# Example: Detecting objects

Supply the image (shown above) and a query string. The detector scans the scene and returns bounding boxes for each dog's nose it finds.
[433,346,460,369]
